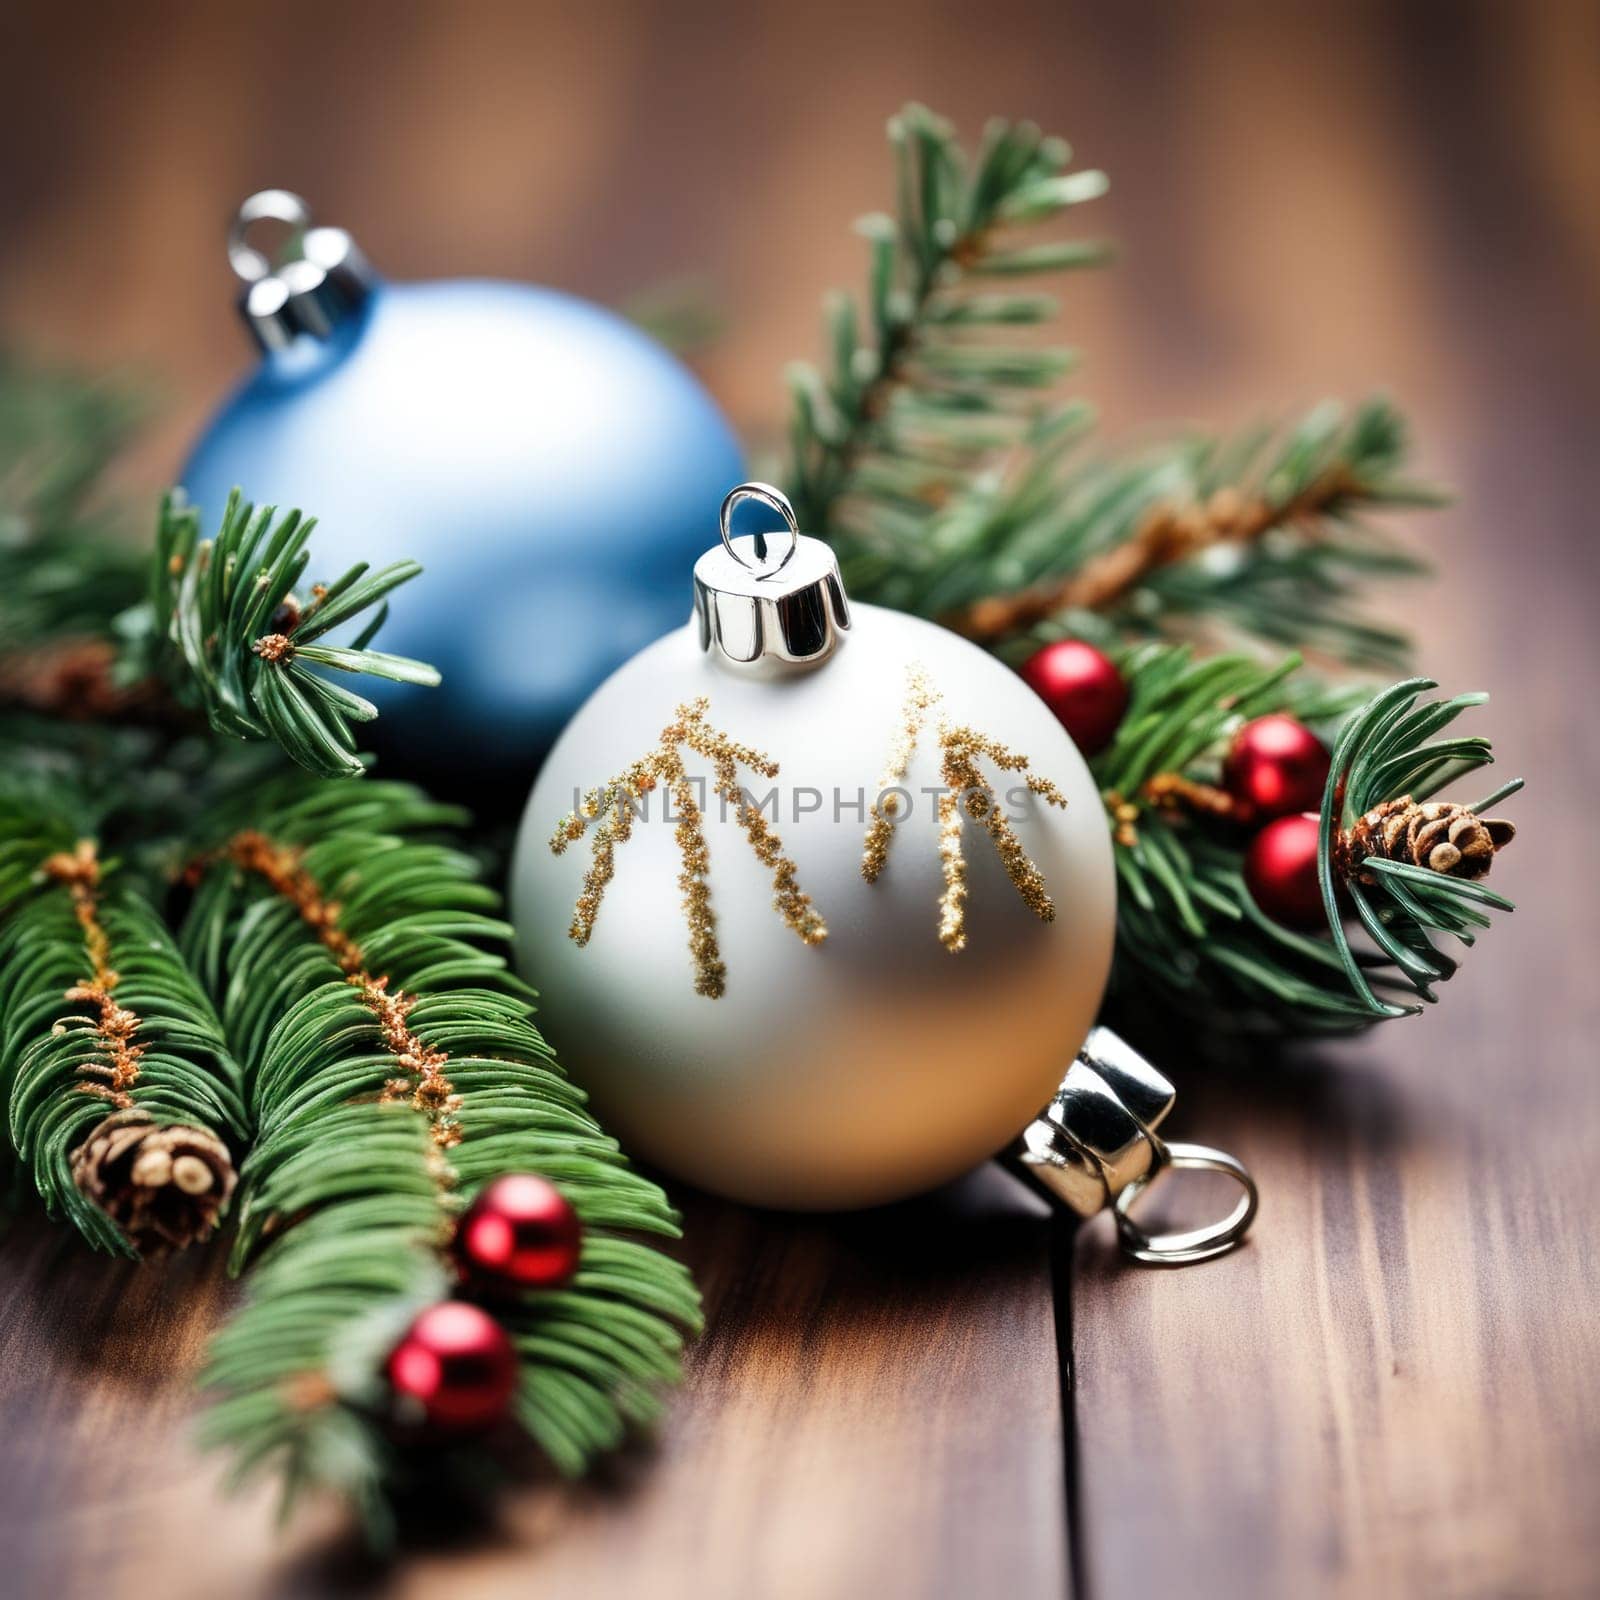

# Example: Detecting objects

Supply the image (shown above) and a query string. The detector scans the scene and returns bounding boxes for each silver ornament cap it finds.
[228,189,376,353]
[693,483,851,674]
[1012,1025,1259,1266]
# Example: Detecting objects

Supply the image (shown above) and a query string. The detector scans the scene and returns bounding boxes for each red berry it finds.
[386,1301,517,1430]
[1244,813,1328,930]
[1224,715,1330,821]
[1019,639,1129,756]
[454,1174,582,1291]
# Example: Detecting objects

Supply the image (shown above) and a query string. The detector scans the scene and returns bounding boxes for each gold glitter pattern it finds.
[862,665,941,882]
[862,665,1069,951]
[551,698,827,998]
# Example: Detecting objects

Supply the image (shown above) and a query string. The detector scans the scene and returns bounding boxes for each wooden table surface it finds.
[1,3,1597,1597]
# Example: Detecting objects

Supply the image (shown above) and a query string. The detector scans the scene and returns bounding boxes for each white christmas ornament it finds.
[513,489,1258,1259]
[512,485,1117,1210]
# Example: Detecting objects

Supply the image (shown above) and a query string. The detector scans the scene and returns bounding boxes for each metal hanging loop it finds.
[228,189,314,284]
[695,482,851,674]
[1112,1142,1259,1266]
[718,481,800,575]
[1007,1026,1259,1268]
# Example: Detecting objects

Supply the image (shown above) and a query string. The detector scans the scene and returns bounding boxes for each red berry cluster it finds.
[1226,715,1332,929]
[385,1174,583,1432]
[1020,640,1333,932]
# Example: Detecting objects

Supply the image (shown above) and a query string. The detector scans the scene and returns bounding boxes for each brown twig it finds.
[40,841,236,1252]
[1143,772,1246,823]
[207,831,462,1146]
[946,466,1364,642]
[41,840,140,1108]
[1101,774,1242,851]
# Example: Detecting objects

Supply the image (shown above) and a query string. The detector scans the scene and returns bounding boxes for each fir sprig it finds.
[1094,647,1517,1033]
[0,842,244,1254]
[937,399,1436,667]
[132,488,440,778]
[189,779,700,1536]
[792,110,1438,669]
[785,105,1109,541]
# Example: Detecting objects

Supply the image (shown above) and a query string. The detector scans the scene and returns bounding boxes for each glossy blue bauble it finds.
[182,278,745,798]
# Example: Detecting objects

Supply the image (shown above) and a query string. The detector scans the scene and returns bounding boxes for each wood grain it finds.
[0,1175,1065,1600]
[1,1,1597,1596]
[1068,7,1600,1599]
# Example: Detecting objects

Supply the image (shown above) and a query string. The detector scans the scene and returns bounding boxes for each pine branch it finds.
[0,831,244,1254]
[789,113,1439,669]
[1093,647,1517,1034]
[127,489,441,778]
[853,398,1436,669]
[188,779,699,1535]
[784,104,1109,540]
[943,400,1437,664]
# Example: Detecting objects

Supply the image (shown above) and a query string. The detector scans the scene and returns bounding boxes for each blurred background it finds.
[6,0,1597,827]
[2,3,1598,1595]
[4,0,1597,502]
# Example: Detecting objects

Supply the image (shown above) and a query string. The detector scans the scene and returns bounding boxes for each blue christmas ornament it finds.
[181,190,745,797]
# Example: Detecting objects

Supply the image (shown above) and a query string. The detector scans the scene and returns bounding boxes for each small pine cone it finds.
[70,1110,237,1256]
[1341,795,1516,883]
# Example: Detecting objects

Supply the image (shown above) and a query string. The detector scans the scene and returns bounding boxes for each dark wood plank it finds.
[0,1173,1065,1599]
[1068,5,1600,1597]
[0,6,1080,1592]
[486,1178,1066,1600]
[0,1218,304,1600]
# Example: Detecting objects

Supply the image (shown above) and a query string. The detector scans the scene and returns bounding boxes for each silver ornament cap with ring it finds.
[693,482,851,673]
[228,189,376,352]
[1010,1026,1257,1266]
[513,480,1258,1264]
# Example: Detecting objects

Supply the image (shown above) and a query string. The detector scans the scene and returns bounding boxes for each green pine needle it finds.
[1316,679,1520,1016]
[785,105,1108,540]
[131,488,440,778]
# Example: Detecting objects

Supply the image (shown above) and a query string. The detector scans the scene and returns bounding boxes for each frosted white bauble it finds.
[510,599,1116,1210]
